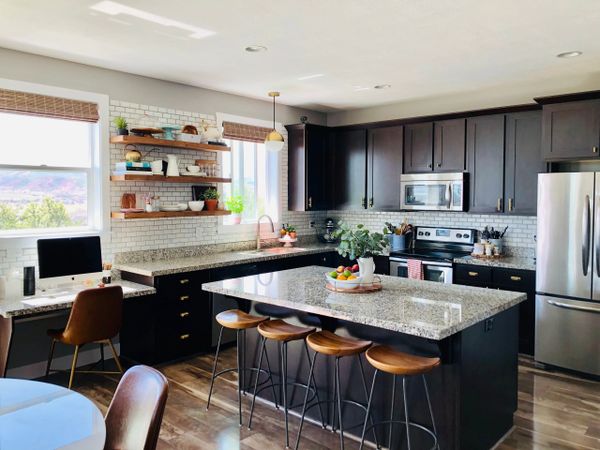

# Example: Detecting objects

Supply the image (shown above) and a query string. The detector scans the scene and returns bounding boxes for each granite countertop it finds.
[115,244,338,277]
[0,280,156,318]
[201,265,525,340]
[453,255,536,271]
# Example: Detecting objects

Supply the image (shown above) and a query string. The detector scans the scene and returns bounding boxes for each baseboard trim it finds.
[6,343,120,380]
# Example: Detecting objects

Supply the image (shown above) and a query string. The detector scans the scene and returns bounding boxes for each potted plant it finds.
[333,222,387,283]
[202,188,220,211]
[224,195,244,224]
[113,116,129,136]
[287,225,297,239]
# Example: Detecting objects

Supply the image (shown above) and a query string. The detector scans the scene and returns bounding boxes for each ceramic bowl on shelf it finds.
[186,165,200,173]
[325,273,363,290]
[188,201,204,211]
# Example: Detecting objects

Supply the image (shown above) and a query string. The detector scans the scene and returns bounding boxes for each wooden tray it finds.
[326,281,382,294]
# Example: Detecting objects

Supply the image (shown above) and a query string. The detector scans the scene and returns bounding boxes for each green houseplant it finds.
[333,222,387,283]
[113,116,128,136]
[202,188,220,211]
[224,195,244,223]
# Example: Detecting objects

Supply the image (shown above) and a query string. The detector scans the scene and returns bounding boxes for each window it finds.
[221,139,280,225]
[0,111,99,235]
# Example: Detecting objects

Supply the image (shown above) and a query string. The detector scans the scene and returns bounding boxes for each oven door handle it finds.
[445,184,451,209]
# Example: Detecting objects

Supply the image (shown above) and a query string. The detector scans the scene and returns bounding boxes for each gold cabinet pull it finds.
[179,278,190,285]
[496,198,502,212]
[593,146,599,153]
[179,295,190,301]
[468,271,479,277]
[180,311,190,318]
[369,197,374,208]
[308,196,312,208]
[179,334,190,340]
[510,275,522,281]
[508,198,513,212]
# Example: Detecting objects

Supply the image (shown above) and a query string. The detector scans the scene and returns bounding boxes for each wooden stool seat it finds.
[215,309,268,330]
[365,345,440,376]
[257,319,315,342]
[306,330,372,357]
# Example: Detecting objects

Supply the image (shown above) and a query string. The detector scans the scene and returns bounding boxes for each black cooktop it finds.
[389,248,471,262]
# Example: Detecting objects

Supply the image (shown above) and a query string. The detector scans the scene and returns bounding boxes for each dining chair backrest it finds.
[104,365,169,450]
[61,286,123,345]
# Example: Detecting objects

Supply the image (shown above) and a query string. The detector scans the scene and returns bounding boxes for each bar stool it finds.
[248,319,325,448]
[295,330,380,450]
[360,345,441,450]
[206,309,278,426]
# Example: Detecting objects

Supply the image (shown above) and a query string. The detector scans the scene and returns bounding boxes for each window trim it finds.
[215,112,283,237]
[0,78,109,248]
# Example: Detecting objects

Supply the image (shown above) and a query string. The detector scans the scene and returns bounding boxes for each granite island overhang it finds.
[202,266,526,449]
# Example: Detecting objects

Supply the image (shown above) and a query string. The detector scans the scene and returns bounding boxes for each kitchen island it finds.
[202,266,526,450]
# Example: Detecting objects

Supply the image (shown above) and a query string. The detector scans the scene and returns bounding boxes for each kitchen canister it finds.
[489,238,503,254]
[391,234,406,251]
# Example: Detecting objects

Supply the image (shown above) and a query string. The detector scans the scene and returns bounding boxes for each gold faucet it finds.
[256,214,275,250]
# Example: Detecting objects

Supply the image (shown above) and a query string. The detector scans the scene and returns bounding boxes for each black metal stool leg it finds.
[248,336,267,429]
[423,374,439,449]
[359,369,379,450]
[263,340,279,409]
[331,360,338,433]
[236,329,243,427]
[389,374,397,449]
[294,351,318,450]
[335,357,344,450]
[282,341,290,448]
[402,375,411,450]
[303,342,326,428]
[241,329,246,395]
[206,326,224,410]
[358,355,380,449]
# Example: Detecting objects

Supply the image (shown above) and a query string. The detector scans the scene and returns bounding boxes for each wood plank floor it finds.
[50,351,600,449]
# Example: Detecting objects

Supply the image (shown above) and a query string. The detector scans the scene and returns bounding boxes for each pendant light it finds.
[265,91,284,152]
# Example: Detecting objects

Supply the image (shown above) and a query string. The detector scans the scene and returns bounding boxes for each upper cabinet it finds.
[404,120,465,173]
[433,119,466,172]
[286,123,331,211]
[466,115,506,213]
[331,128,368,210]
[505,111,544,215]
[367,126,403,210]
[540,98,600,160]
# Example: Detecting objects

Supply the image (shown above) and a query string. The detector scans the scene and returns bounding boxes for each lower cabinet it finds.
[454,264,535,355]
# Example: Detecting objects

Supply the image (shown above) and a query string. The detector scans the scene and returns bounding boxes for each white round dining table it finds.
[0,378,106,450]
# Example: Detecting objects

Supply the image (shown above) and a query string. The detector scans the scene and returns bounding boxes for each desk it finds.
[0,378,106,449]
[0,281,156,376]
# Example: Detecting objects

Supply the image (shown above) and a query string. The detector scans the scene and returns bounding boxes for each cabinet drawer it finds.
[493,268,535,291]
[156,272,198,295]
[454,265,492,284]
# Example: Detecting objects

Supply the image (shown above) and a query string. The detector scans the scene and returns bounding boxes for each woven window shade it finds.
[222,121,272,143]
[0,88,99,123]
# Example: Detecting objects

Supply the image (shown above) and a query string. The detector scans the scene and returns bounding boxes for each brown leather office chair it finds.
[104,365,169,450]
[45,285,124,389]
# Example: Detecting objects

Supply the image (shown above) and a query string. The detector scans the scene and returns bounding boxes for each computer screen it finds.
[37,236,102,279]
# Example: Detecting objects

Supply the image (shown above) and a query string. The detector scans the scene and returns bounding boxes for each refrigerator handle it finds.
[583,194,591,276]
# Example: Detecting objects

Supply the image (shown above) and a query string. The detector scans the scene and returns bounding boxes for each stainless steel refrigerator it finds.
[536,172,600,376]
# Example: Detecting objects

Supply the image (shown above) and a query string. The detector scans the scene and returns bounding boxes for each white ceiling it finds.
[1,0,600,113]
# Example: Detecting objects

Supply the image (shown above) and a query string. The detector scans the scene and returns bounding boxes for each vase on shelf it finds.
[166,154,179,177]
[358,257,375,284]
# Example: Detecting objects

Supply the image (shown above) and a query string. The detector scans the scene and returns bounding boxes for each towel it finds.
[407,259,424,280]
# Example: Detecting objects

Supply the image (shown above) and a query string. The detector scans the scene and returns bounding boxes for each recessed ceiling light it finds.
[353,86,370,91]
[297,74,324,81]
[374,84,391,90]
[245,45,267,53]
[557,51,582,58]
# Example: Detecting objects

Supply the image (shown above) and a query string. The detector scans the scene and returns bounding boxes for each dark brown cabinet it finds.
[403,122,434,173]
[332,128,367,210]
[541,99,600,160]
[434,118,466,172]
[454,264,536,355]
[505,111,544,215]
[467,114,506,213]
[367,126,403,210]
[286,123,330,211]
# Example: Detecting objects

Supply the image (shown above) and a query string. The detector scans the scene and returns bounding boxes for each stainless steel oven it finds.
[400,172,467,211]
[389,257,454,284]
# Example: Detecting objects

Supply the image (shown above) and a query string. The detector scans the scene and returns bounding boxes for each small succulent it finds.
[113,116,128,129]
[202,188,220,200]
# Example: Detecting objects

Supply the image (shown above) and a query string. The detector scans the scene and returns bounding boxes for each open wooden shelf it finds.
[110,135,230,152]
[111,210,231,220]
[110,174,231,184]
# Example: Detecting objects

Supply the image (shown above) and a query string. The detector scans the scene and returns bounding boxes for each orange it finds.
[347,275,357,280]
[337,275,347,281]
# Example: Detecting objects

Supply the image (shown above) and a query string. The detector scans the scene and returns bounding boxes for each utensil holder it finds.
[391,234,406,251]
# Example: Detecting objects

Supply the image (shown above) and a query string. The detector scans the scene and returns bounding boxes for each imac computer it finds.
[37,236,103,290]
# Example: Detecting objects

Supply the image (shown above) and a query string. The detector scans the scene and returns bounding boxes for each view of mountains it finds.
[0,170,87,206]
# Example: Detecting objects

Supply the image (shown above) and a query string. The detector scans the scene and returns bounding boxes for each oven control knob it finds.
[424,232,430,236]
[456,233,462,238]
[418,231,423,236]
[463,233,470,239]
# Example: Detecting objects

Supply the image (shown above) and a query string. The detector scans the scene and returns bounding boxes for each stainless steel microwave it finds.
[400,172,467,211]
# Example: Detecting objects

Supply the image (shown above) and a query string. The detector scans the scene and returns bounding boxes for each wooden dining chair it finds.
[45,285,124,389]
[104,365,169,450]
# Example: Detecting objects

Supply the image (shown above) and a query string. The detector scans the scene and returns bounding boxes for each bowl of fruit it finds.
[326,264,362,290]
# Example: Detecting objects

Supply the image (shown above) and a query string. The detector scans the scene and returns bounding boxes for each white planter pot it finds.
[358,257,375,284]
